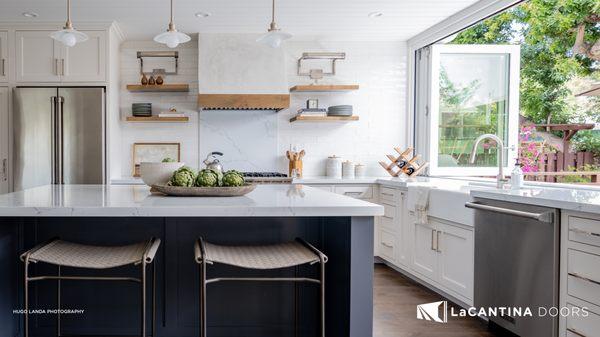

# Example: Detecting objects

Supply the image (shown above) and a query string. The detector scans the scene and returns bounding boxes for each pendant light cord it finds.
[168,0,176,31]
[271,0,276,25]
[64,0,73,29]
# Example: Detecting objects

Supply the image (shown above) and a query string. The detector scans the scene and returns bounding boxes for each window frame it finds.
[427,43,521,176]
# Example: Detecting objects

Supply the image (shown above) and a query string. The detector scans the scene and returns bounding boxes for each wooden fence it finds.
[525,151,599,183]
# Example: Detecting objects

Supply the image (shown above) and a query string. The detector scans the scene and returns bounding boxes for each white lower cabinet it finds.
[409,216,474,303]
[0,31,8,82]
[560,211,600,337]
[0,87,8,194]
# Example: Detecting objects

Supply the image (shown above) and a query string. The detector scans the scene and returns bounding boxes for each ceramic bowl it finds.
[140,162,185,186]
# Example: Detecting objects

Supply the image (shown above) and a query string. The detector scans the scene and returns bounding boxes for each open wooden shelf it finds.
[126,84,190,92]
[289,84,359,92]
[289,115,359,123]
[126,116,189,122]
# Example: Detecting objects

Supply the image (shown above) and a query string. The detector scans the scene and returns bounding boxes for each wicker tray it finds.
[151,183,256,197]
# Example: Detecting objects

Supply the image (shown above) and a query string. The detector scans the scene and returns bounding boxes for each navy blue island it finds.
[0,184,383,337]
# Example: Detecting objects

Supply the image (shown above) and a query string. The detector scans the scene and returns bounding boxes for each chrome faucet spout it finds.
[469,133,506,188]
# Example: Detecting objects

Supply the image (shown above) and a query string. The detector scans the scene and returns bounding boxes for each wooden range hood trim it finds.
[198,94,290,112]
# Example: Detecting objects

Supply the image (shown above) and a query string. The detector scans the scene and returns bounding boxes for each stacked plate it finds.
[132,103,152,117]
[327,105,353,116]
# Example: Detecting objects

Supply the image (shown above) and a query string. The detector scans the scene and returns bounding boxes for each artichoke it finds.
[195,169,219,187]
[162,157,176,163]
[169,166,196,187]
[222,170,245,187]
[209,169,224,186]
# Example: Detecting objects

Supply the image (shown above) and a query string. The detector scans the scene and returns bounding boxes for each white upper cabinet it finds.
[0,31,8,82]
[15,30,62,82]
[62,31,106,82]
[16,30,106,83]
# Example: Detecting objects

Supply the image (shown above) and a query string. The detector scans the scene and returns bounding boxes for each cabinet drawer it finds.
[568,249,600,307]
[335,186,373,199]
[310,185,334,192]
[380,186,400,203]
[378,228,396,262]
[565,304,600,337]
[568,215,600,248]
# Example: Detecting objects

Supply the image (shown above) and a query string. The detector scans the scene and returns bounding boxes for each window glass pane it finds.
[438,53,509,167]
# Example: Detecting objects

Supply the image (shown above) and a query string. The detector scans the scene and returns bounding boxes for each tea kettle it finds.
[203,152,224,173]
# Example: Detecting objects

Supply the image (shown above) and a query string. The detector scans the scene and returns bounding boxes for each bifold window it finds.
[417,44,520,176]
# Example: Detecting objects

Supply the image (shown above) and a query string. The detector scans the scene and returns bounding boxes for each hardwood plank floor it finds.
[374,264,501,337]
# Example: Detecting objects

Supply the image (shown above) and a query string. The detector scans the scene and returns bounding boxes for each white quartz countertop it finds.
[470,187,600,214]
[0,184,384,217]
[293,176,435,187]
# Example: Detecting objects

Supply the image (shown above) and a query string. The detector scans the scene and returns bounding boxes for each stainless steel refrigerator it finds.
[13,87,105,191]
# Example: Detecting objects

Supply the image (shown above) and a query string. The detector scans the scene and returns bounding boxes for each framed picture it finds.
[306,99,319,109]
[132,142,181,177]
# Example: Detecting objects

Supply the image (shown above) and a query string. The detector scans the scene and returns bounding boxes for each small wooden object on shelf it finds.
[289,84,359,92]
[379,147,429,177]
[126,84,190,92]
[289,115,359,123]
[126,116,189,122]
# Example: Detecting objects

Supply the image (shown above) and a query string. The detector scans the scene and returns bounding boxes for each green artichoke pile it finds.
[168,168,245,187]
[162,157,176,163]
[169,166,196,187]
[222,170,245,187]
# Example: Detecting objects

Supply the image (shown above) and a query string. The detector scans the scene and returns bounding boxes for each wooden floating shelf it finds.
[198,94,290,112]
[289,115,359,123]
[126,116,189,122]
[126,84,190,92]
[289,84,359,92]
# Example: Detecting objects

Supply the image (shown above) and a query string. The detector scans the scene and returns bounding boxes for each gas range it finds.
[242,172,292,184]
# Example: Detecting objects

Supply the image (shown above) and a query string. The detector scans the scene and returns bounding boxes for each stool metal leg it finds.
[152,262,156,337]
[23,257,29,337]
[320,260,325,337]
[199,259,207,337]
[141,261,147,337]
[57,265,61,337]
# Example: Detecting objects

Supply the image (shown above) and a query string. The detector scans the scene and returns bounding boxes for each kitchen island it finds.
[0,184,383,337]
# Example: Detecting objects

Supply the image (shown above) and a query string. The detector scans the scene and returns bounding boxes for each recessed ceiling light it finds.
[22,12,39,18]
[195,12,211,18]
[368,11,383,18]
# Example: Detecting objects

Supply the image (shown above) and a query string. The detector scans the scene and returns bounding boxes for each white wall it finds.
[117,38,407,178]
[118,39,199,178]
[278,41,408,176]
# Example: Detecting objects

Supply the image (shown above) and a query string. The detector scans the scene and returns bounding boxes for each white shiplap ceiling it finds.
[0,0,480,41]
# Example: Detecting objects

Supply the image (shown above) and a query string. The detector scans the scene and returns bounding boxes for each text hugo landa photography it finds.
[13,308,85,315]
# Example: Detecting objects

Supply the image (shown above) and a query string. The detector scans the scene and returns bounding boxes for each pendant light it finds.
[154,0,191,48]
[256,0,292,48]
[50,0,88,47]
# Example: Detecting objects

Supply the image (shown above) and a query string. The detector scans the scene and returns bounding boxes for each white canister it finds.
[354,164,366,178]
[342,161,355,179]
[326,156,342,178]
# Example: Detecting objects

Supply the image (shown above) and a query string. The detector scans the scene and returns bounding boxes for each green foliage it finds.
[439,67,481,112]
[572,130,600,155]
[162,157,176,163]
[558,164,600,183]
[451,0,600,125]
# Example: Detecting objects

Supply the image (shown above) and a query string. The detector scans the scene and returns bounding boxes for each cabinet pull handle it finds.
[431,229,436,251]
[55,59,58,75]
[381,242,393,248]
[436,231,442,252]
[61,59,65,76]
[381,192,394,197]
[344,191,363,196]
[569,228,600,238]
[567,328,587,337]
[1,59,5,76]
[568,272,600,286]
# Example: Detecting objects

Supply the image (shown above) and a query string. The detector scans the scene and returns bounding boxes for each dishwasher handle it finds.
[465,202,554,223]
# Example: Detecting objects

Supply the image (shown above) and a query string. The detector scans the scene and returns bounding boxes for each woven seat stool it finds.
[194,238,328,337]
[20,237,161,337]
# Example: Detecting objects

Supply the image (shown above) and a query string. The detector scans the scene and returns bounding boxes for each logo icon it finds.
[417,301,448,323]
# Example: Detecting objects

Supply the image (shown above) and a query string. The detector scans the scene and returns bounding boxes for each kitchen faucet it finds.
[469,134,509,188]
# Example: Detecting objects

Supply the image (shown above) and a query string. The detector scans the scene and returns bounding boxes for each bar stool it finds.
[194,237,327,337]
[20,237,161,337]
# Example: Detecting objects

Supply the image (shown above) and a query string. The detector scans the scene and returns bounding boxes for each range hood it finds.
[198,34,290,111]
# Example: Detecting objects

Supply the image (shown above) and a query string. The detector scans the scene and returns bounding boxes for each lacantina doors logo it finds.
[417,301,590,324]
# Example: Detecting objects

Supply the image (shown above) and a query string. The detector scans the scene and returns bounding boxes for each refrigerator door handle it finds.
[58,96,65,184]
[51,96,57,184]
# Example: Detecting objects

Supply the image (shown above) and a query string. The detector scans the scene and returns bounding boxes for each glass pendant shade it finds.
[50,28,88,47]
[154,30,191,48]
[256,30,292,48]
[50,0,88,47]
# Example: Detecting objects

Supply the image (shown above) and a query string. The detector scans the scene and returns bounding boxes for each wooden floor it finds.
[374,264,500,337]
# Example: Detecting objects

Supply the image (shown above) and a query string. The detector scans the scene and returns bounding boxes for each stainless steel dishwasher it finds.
[466,198,559,337]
